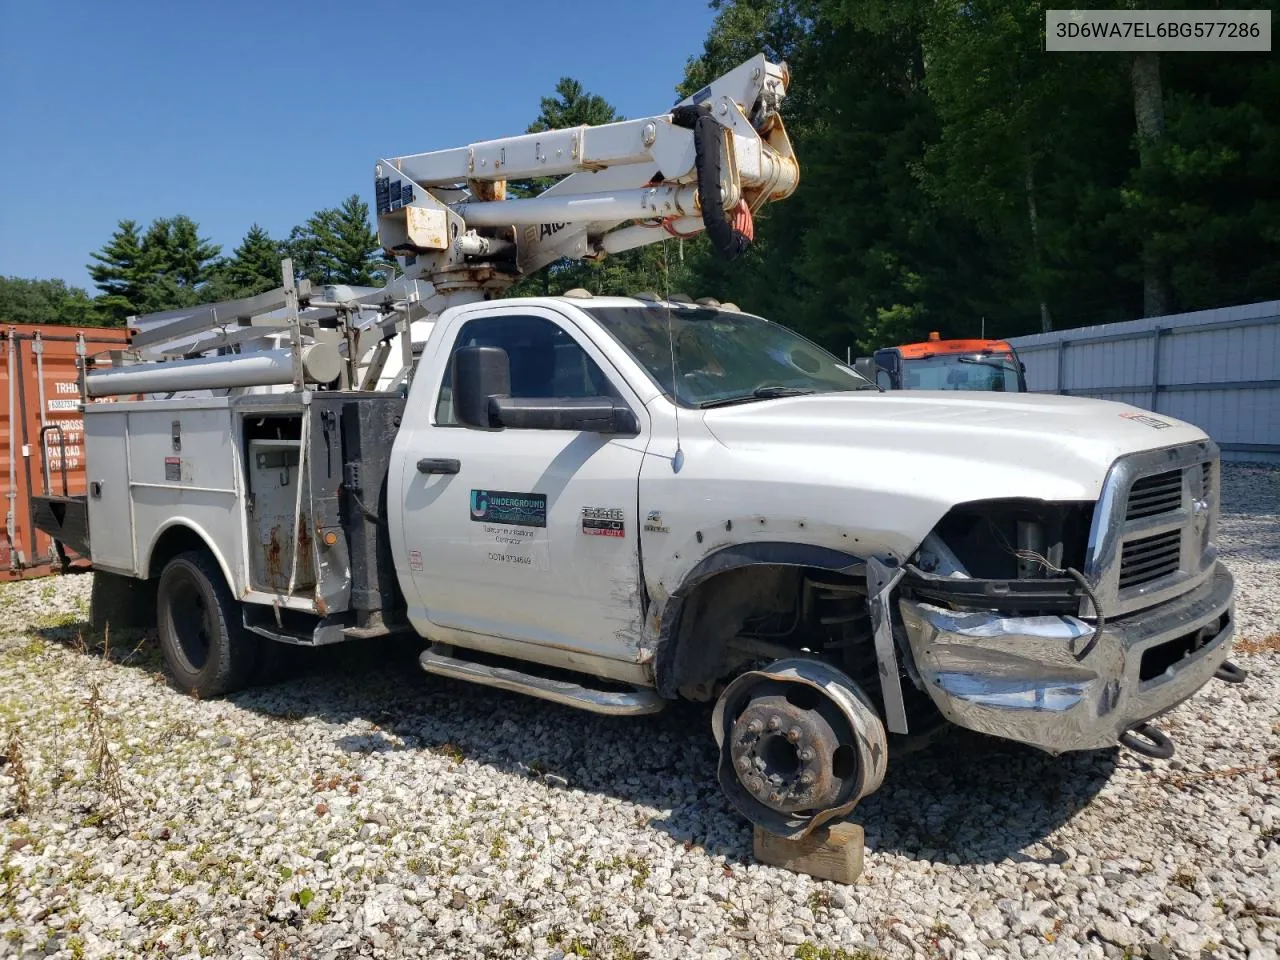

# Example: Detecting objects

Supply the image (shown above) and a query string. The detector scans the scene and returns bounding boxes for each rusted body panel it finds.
[0,324,131,578]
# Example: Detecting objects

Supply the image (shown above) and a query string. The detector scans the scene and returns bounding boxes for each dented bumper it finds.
[899,561,1234,754]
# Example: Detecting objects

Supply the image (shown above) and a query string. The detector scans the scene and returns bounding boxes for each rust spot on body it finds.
[265,525,283,586]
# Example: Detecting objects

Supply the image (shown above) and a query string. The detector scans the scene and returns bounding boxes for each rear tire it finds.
[157,550,256,697]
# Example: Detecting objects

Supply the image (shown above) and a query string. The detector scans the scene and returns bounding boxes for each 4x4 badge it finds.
[643,510,669,534]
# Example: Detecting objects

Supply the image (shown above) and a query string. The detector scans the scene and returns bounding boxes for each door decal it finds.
[468,490,549,570]
[469,489,546,527]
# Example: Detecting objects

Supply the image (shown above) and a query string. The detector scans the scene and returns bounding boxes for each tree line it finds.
[668,0,1279,352]
[3,0,1276,355]
[0,196,383,328]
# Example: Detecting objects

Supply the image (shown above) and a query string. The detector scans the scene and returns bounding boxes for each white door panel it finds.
[397,306,649,664]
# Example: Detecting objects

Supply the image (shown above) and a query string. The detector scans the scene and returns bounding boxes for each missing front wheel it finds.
[712,658,888,840]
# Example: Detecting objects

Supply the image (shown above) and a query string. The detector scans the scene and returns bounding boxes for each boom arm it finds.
[373,54,798,307]
[92,54,799,398]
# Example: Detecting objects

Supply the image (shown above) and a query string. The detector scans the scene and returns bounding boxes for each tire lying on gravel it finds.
[157,550,258,698]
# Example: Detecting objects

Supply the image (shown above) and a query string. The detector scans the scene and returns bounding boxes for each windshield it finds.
[900,354,1022,392]
[585,304,875,407]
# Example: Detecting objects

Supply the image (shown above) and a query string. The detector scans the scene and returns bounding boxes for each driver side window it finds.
[435,314,620,426]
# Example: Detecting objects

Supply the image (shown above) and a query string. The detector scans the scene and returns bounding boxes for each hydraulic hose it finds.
[671,103,752,261]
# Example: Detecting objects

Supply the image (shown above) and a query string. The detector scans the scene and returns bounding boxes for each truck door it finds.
[392,307,649,665]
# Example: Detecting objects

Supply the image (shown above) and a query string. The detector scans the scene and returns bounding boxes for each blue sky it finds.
[0,0,718,291]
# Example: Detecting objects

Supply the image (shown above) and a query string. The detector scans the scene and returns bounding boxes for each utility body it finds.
[35,55,1242,839]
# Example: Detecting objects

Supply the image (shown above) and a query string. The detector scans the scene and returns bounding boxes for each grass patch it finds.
[795,945,882,960]
[808,889,833,911]
[594,853,651,889]
[35,611,83,631]
[430,742,465,765]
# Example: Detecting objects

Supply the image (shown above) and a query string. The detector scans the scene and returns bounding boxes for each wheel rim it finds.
[167,574,212,672]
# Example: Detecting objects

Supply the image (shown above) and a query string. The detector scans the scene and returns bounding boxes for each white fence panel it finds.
[1008,301,1280,462]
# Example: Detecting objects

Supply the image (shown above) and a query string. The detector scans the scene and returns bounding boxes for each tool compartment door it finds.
[83,409,136,572]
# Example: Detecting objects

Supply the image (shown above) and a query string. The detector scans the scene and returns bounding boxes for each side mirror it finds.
[453,345,511,429]
[875,369,894,390]
[853,357,876,383]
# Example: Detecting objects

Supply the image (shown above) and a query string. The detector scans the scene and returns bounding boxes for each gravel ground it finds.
[0,464,1277,960]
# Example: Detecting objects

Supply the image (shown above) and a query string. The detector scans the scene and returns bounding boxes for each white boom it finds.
[94,54,798,396]
[373,53,798,313]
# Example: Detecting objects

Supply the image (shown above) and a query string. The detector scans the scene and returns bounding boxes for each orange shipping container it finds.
[0,324,132,579]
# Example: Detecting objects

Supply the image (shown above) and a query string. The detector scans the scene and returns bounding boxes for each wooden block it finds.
[753,821,864,884]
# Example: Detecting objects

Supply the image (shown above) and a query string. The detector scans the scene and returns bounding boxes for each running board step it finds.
[419,646,666,716]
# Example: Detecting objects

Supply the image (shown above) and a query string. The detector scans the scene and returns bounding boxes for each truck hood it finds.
[700,390,1209,503]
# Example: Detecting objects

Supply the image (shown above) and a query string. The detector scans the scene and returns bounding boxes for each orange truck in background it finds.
[858,332,1028,392]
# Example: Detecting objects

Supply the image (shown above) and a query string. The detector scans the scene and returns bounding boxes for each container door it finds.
[0,325,133,578]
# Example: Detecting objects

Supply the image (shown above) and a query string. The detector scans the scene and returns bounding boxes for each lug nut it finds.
[747,718,763,734]
[745,776,764,795]
[737,756,751,772]
[769,791,783,804]
[799,747,814,762]
[786,726,802,743]
[799,772,814,785]
[767,716,782,731]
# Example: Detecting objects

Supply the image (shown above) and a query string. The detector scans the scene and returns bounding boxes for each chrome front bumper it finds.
[899,561,1234,754]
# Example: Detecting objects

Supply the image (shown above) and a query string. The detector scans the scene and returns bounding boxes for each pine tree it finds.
[327,196,381,285]
[282,222,328,286]
[87,220,150,322]
[286,197,382,286]
[166,215,222,289]
[226,224,283,294]
[129,216,222,312]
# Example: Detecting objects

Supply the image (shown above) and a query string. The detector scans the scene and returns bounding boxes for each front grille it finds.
[1126,469,1183,520]
[1119,529,1182,589]
[1084,441,1219,617]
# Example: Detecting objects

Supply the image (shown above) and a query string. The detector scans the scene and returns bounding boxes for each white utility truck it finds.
[34,55,1243,840]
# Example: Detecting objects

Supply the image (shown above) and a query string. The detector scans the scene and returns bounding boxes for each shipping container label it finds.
[47,399,79,412]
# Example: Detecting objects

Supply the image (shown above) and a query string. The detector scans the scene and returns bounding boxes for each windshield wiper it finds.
[699,385,815,408]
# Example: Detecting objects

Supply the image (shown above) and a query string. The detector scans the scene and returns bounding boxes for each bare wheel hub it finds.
[729,694,843,812]
[712,658,889,840]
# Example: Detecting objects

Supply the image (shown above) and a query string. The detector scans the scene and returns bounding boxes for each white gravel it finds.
[0,464,1277,960]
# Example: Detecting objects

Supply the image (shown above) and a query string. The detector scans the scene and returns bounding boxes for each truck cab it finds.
[871,332,1027,392]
